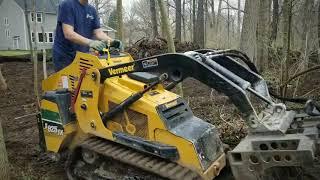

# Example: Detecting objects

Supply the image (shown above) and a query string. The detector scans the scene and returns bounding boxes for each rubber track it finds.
[79,137,202,180]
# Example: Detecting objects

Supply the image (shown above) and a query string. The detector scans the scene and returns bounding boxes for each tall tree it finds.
[211,0,215,29]
[240,0,259,63]
[90,0,113,22]
[175,0,182,41]
[301,0,314,70]
[32,0,40,107]
[195,0,205,48]
[189,0,193,41]
[257,0,270,72]
[281,0,293,96]
[216,0,223,32]
[108,10,117,30]
[150,0,159,38]
[318,1,320,60]
[24,0,33,57]
[41,1,47,79]
[270,0,279,44]
[227,0,230,47]
[158,0,175,52]
[182,0,186,41]
[158,0,184,96]
[237,0,241,43]
[192,0,196,42]
[116,0,124,41]
[204,0,208,45]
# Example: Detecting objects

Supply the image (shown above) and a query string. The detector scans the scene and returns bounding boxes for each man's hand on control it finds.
[110,39,123,50]
[89,40,106,51]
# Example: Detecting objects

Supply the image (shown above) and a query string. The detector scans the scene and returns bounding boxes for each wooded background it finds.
[91,0,320,98]
[1,0,320,178]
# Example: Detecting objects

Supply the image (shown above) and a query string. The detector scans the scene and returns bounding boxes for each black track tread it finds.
[77,137,203,180]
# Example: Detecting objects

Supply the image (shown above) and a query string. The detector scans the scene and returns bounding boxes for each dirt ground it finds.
[0,61,240,179]
[0,61,65,179]
[1,60,318,179]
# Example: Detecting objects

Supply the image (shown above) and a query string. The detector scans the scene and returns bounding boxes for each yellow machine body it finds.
[40,51,226,179]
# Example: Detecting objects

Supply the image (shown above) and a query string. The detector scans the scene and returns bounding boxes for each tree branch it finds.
[221,0,244,13]
[280,65,320,88]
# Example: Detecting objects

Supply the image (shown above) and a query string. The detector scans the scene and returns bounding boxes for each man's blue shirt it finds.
[53,0,100,71]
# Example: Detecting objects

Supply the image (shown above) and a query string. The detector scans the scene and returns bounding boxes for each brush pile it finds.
[126,38,200,59]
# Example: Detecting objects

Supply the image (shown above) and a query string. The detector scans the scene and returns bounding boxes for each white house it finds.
[0,0,60,50]
[0,0,117,50]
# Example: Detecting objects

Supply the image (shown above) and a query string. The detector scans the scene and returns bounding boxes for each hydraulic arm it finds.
[99,50,287,132]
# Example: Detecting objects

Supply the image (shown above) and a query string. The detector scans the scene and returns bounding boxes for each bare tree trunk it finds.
[41,27,47,79]
[216,0,222,44]
[318,1,320,62]
[257,0,270,72]
[24,0,32,56]
[237,0,241,44]
[227,0,230,47]
[301,0,314,70]
[211,0,215,29]
[240,0,259,62]
[175,0,182,41]
[281,0,293,96]
[150,0,159,38]
[196,0,205,48]
[41,5,47,79]
[182,0,186,41]
[192,0,196,42]
[204,0,208,46]
[116,0,124,41]
[270,0,279,45]
[32,0,40,108]
[216,0,222,31]
[231,16,235,42]
[158,0,175,53]
[158,0,183,96]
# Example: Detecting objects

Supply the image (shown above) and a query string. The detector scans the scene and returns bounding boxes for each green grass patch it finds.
[0,49,52,60]
[0,50,31,57]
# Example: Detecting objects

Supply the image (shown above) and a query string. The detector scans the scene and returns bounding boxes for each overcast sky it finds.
[123,0,135,9]
[122,0,244,13]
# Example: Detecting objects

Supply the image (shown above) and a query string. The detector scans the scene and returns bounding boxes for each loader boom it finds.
[99,50,287,132]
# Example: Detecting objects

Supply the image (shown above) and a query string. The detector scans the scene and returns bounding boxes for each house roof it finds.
[14,0,60,14]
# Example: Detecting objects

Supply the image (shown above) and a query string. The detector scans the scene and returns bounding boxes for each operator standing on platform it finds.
[53,0,114,71]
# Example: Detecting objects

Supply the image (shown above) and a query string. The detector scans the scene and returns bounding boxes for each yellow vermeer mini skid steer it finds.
[38,47,277,179]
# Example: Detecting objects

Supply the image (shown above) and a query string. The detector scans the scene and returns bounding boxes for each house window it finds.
[38,32,46,43]
[5,29,10,38]
[31,13,35,22]
[31,32,35,42]
[31,12,43,23]
[4,17,8,25]
[37,13,43,23]
[47,32,54,43]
